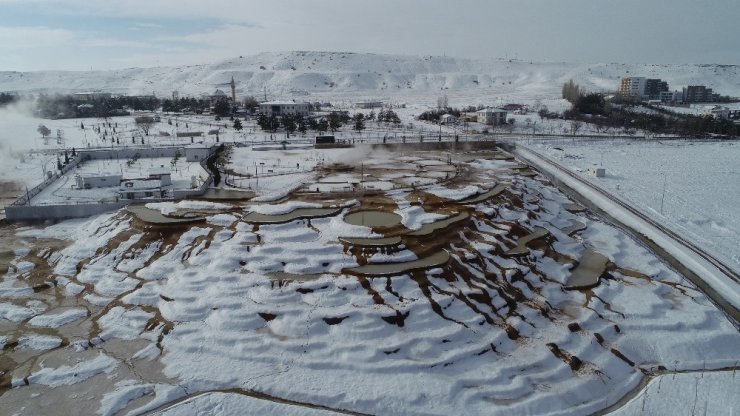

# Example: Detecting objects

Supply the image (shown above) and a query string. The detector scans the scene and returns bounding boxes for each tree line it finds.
[560,81,739,137]
[252,109,401,136]
[0,92,19,107]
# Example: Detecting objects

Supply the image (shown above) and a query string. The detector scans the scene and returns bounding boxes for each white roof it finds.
[149,167,171,176]
[120,179,162,191]
[477,108,507,114]
[261,101,308,106]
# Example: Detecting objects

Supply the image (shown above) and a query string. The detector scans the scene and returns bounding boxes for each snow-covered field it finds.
[528,139,740,274]
[1,150,737,415]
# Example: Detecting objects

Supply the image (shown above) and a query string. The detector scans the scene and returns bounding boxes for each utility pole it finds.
[659,172,667,215]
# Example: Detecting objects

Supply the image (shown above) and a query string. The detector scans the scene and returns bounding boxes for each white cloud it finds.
[158,24,261,46]
[0,26,76,49]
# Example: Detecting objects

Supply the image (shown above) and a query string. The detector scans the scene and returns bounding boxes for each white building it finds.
[703,105,730,119]
[355,101,383,109]
[619,77,647,98]
[476,108,508,126]
[259,101,310,117]
[119,179,166,200]
[76,174,122,189]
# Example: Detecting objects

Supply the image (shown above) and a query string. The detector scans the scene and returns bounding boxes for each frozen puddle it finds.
[564,249,609,290]
[458,183,508,204]
[127,205,205,225]
[343,210,402,228]
[244,208,342,224]
[345,250,449,276]
[560,220,587,235]
[504,227,549,256]
[200,188,255,200]
[563,203,586,213]
[407,212,469,236]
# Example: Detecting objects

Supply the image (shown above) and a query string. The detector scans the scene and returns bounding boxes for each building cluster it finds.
[440,108,509,126]
[619,77,721,103]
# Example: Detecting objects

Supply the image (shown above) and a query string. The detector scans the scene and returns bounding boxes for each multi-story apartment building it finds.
[682,86,718,103]
[619,77,646,98]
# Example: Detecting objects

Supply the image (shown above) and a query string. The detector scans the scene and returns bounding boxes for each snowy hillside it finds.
[1,51,739,100]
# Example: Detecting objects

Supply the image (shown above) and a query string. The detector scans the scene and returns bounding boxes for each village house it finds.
[476,108,508,126]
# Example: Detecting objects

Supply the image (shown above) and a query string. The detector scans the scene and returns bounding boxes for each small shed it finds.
[587,165,606,178]
[440,114,457,125]
[77,174,122,189]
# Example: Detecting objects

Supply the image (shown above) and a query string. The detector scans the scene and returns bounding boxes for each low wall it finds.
[5,201,131,221]
[12,153,84,206]
[80,146,185,160]
[369,140,498,152]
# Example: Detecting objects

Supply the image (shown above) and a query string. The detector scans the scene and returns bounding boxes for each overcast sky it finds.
[1,0,738,71]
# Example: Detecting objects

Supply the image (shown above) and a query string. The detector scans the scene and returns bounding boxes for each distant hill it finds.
[1,51,738,100]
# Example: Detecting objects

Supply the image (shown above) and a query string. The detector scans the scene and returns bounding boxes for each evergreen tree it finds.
[306,117,318,131]
[297,116,307,134]
[213,99,230,117]
[353,113,365,132]
[282,115,297,137]
[562,79,581,103]
[268,114,280,132]
[328,112,342,132]
[317,118,329,133]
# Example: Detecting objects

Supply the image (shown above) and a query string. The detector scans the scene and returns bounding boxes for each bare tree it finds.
[570,120,583,135]
[135,116,155,136]
[244,96,259,112]
[437,94,448,110]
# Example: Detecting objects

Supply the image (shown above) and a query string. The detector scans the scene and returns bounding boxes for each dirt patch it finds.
[344,210,402,228]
